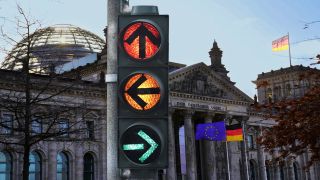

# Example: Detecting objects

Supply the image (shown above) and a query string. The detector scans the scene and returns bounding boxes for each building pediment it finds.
[169,62,253,102]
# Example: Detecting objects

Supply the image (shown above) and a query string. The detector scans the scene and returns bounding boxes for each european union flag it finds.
[195,121,226,141]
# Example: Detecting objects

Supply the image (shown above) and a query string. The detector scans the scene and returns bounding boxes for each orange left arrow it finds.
[124,73,161,110]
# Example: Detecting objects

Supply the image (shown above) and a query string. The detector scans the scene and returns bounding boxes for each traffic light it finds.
[117,14,168,169]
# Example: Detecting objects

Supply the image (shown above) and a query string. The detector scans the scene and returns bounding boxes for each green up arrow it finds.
[137,130,159,163]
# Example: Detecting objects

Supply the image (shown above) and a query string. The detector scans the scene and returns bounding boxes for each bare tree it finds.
[0,5,103,180]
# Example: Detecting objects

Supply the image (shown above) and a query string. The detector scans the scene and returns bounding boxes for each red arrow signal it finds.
[122,22,161,60]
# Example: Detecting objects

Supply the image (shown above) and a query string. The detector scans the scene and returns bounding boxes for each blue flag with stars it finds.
[195,121,226,141]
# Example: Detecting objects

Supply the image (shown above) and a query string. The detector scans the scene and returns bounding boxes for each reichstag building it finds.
[0,24,319,180]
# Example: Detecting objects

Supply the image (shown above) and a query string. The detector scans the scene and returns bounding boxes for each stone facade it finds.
[0,69,107,180]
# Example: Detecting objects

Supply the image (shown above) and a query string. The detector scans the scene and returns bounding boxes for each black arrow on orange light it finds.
[125,23,161,59]
[126,74,160,109]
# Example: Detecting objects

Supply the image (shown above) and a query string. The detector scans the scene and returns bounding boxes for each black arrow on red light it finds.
[126,74,160,109]
[125,23,161,59]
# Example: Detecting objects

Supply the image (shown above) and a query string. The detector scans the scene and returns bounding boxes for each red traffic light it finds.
[122,21,161,60]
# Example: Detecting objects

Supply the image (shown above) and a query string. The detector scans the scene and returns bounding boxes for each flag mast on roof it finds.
[272,33,292,67]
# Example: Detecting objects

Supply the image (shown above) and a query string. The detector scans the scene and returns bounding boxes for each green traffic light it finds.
[122,130,159,163]
[123,144,144,150]
[137,130,158,163]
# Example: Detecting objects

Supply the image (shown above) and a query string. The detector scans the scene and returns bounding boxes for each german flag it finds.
[226,124,243,142]
[272,35,289,52]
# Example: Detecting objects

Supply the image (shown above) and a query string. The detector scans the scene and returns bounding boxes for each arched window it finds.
[57,152,69,180]
[83,153,94,180]
[273,86,281,101]
[29,151,41,180]
[0,151,12,180]
[249,160,257,180]
[293,162,300,180]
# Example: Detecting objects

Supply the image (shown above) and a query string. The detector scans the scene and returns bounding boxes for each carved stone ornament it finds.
[170,70,225,98]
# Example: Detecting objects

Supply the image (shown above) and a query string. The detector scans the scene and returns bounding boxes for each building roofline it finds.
[256,65,319,80]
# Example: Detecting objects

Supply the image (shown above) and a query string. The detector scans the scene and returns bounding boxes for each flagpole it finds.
[225,140,231,180]
[288,32,292,67]
[242,121,250,180]
[259,121,268,180]
[224,118,231,180]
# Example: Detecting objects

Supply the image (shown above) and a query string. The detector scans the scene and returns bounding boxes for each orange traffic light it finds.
[124,73,161,110]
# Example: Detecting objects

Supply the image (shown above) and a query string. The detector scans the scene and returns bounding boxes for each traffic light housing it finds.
[118,15,168,169]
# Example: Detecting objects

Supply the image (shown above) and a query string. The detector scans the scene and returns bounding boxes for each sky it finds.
[0,0,319,97]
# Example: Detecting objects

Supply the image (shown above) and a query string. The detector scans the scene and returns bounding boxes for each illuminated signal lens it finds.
[124,73,161,110]
[122,22,161,60]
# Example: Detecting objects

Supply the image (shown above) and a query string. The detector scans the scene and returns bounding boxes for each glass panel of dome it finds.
[2,24,105,72]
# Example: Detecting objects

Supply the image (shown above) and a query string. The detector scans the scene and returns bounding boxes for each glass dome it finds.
[2,24,105,73]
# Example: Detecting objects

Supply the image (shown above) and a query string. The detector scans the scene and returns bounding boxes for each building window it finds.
[57,152,69,180]
[266,88,272,101]
[86,121,94,140]
[273,86,282,101]
[247,135,255,149]
[305,80,310,88]
[249,160,257,180]
[83,153,94,180]
[1,114,13,135]
[0,151,12,180]
[59,119,69,137]
[285,84,292,97]
[31,117,42,135]
[29,151,41,180]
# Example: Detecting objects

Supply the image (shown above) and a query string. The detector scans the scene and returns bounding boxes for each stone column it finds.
[15,152,22,180]
[313,162,320,180]
[303,151,311,180]
[167,109,177,180]
[257,128,267,180]
[184,110,197,180]
[203,112,217,180]
[240,118,249,180]
[286,160,294,180]
[47,143,57,180]
[299,152,307,180]
[75,145,83,180]
[270,150,280,180]
[274,162,281,180]
[100,112,108,180]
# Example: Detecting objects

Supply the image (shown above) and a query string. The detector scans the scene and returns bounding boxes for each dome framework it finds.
[2,24,105,73]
